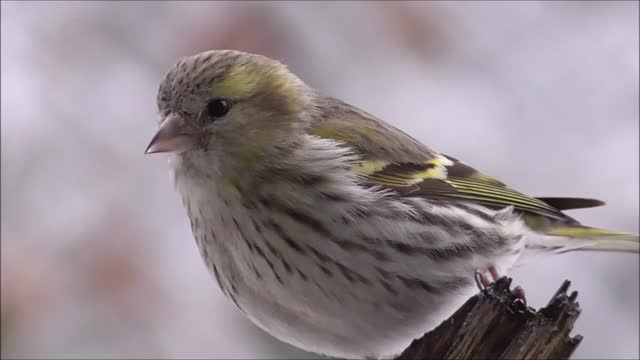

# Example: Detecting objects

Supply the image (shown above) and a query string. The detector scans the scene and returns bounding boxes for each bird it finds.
[145,49,639,359]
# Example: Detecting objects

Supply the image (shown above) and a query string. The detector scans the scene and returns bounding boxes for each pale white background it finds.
[1,1,638,359]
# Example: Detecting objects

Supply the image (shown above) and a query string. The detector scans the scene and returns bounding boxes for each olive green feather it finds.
[309,98,638,253]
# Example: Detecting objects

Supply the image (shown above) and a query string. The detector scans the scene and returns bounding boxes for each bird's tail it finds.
[527,223,639,255]
[518,198,639,255]
[545,225,639,253]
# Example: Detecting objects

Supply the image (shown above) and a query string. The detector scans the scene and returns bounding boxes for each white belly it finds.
[172,157,525,359]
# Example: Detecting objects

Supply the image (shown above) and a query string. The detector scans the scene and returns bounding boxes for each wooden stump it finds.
[396,277,582,360]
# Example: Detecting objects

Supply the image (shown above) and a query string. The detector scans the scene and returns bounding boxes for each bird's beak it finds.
[145,113,199,154]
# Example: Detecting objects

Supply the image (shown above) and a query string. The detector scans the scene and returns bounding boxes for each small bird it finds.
[146,50,638,359]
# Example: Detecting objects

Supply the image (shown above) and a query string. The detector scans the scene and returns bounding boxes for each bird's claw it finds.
[512,285,527,306]
[474,267,528,306]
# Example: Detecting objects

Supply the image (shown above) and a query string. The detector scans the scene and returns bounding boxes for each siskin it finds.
[146,50,638,359]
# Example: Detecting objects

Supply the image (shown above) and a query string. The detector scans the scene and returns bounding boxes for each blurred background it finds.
[1,1,638,359]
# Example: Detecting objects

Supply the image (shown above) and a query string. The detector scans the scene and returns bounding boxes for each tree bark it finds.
[396,277,582,360]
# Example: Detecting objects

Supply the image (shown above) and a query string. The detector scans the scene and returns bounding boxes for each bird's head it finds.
[146,50,311,167]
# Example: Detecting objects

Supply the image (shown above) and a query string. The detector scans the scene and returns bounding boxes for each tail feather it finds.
[521,202,638,256]
[575,238,639,253]
[535,197,606,211]
[543,225,639,254]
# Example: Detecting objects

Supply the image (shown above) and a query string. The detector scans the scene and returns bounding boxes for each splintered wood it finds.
[397,278,582,360]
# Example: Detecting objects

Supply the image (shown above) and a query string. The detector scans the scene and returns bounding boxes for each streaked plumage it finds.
[146,50,639,359]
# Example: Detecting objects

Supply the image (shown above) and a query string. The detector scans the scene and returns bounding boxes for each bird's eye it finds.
[206,99,231,119]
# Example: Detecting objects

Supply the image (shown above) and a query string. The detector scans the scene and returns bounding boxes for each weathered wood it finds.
[396,277,582,360]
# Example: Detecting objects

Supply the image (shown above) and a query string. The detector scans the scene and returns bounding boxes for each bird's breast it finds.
[171,156,526,358]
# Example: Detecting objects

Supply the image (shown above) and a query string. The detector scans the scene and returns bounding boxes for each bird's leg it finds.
[476,266,527,305]
[474,266,499,291]
[488,265,500,282]
[474,270,492,290]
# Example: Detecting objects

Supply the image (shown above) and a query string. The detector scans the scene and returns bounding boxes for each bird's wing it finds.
[353,153,575,221]
[308,98,603,222]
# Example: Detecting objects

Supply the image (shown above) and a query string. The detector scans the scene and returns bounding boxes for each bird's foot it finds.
[474,266,527,306]
[474,270,491,290]
[512,285,526,306]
